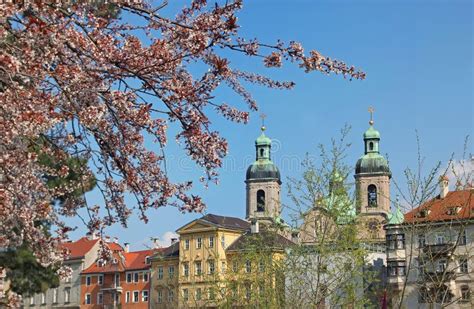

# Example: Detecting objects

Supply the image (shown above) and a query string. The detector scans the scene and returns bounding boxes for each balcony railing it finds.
[421,243,455,257]
[100,285,123,293]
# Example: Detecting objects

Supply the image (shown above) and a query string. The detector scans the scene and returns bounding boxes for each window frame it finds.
[97,292,103,305]
[85,293,91,305]
[98,274,104,285]
[86,275,91,286]
[209,236,214,248]
[158,266,164,279]
[133,290,139,303]
[142,290,149,302]
[196,237,202,249]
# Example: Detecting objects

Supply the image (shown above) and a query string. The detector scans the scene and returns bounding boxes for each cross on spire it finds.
[368,106,375,126]
[260,113,267,131]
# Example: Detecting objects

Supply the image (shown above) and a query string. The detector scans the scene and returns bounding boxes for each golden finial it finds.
[368,106,375,126]
[260,113,267,131]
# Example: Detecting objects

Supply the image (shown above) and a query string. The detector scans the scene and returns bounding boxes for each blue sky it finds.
[69,0,472,250]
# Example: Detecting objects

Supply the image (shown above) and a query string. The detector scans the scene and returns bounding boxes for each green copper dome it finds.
[355,122,391,177]
[255,132,272,146]
[355,153,391,176]
[246,127,281,183]
[388,197,405,225]
[363,125,380,139]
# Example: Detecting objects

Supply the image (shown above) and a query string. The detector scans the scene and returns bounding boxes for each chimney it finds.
[171,238,178,245]
[439,175,449,199]
[150,237,160,249]
[251,219,259,234]
[124,242,130,253]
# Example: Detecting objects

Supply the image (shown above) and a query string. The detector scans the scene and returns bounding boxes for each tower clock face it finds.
[366,218,380,232]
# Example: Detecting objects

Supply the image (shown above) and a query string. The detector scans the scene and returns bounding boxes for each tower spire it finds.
[368,106,375,126]
[260,113,267,132]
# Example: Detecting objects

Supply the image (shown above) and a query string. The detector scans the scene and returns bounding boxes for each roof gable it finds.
[404,190,473,223]
[177,214,250,234]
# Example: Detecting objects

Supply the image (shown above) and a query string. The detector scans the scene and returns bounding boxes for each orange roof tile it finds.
[81,248,165,274]
[62,237,99,260]
[404,190,473,223]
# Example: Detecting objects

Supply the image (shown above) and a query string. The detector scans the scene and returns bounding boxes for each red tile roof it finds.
[404,190,473,223]
[81,248,164,274]
[62,237,99,260]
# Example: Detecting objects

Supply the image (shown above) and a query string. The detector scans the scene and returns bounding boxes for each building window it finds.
[232,261,238,273]
[459,257,468,274]
[29,296,34,305]
[115,273,121,287]
[98,274,103,285]
[126,273,132,283]
[86,275,91,286]
[85,293,91,305]
[125,291,130,303]
[157,289,163,303]
[168,265,175,278]
[183,263,189,277]
[221,235,226,249]
[64,288,70,303]
[418,234,426,248]
[184,239,190,250]
[387,234,405,250]
[145,256,150,264]
[419,287,428,303]
[114,293,120,304]
[208,260,215,274]
[197,237,202,249]
[133,272,139,283]
[245,284,251,300]
[436,233,445,245]
[387,260,406,277]
[221,261,226,273]
[143,272,149,282]
[158,266,164,279]
[459,230,467,245]
[97,293,103,304]
[183,288,189,302]
[367,184,377,207]
[133,291,139,303]
[209,287,215,300]
[196,288,202,301]
[209,236,214,248]
[461,285,470,301]
[142,290,149,302]
[245,260,252,273]
[437,259,447,273]
[168,289,174,302]
[52,288,58,303]
[259,260,265,272]
[257,190,265,212]
[195,261,202,275]
[369,141,374,151]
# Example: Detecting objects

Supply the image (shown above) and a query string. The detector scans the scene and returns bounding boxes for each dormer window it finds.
[145,256,150,265]
[417,209,431,218]
[446,206,460,215]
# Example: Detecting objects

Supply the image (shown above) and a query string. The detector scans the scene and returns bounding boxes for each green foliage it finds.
[0,244,60,296]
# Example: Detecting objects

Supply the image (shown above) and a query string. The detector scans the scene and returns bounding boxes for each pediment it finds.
[177,220,216,234]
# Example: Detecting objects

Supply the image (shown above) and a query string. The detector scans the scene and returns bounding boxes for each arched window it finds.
[259,148,264,157]
[369,142,374,151]
[368,184,377,207]
[256,190,265,212]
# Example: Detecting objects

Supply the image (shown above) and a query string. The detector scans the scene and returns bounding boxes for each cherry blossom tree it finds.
[0,0,364,300]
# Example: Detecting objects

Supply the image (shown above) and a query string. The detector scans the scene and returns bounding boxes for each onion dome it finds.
[246,126,281,183]
[355,120,391,177]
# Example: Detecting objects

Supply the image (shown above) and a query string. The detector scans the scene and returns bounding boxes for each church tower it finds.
[245,125,281,223]
[354,109,391,240]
